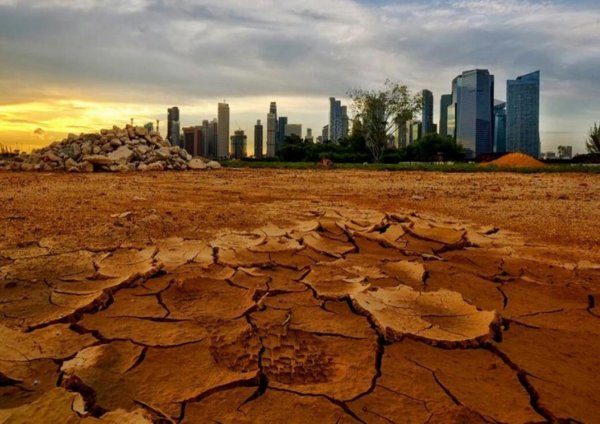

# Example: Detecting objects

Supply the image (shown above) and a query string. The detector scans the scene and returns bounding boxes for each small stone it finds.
[82,155,113,166]
[110,138,122,147]
[135,126,148,137]
[65,158,79,172]
[188,159,207,170]
[145,162,165,171]
[206,161,221,169]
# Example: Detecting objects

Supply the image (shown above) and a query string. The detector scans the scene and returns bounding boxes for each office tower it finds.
[409,121,422,144]
[341,106,349,139]
[201,120,210,157]
[395,122,409,148]
[507,71,540,158]
[167,107,180,147]
[329,97,349,143]
[421,90,434,135]
[285,124,302,138]
[230,130,247,159]
[277,117,288,149]
[322,125,329,143]
[217,102,230,158]
[306,128,314,143]
[452,69,495,158]
[439,94,453,138]
[494,101,507,153]
[182,126,203,156]
[254,120,263,159]
[270,101,278,148]
[267,113,277,157]
[206,119,218,158]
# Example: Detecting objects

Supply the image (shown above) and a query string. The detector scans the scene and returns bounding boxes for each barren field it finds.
[1,170,599,423]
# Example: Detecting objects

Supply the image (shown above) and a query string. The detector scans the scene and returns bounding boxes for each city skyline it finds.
[0,0,599,155]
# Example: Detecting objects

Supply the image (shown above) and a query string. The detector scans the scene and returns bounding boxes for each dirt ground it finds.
[1,170,598,256]
[1,169,599,423]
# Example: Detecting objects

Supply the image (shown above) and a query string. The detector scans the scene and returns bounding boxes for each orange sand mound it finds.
[482,152,545,168]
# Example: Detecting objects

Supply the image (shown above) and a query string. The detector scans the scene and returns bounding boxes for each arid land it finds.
[1,170,599,423]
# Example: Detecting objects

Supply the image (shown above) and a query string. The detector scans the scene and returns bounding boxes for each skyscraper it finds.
[254,120,263,159]
[167,107,180,147]
[322,125,329,143]
[230,130,247,159]
[306,128,314,143]
[409,121,422,144]
[182,126,203,156]
[421,90,434,135]
[217,102,230,158]
[266,113,277,157]
[205,119,218,158]
[506,71,540,158]
[439,94,453,138]
[277,116,288,150]
[494,101,507,153]
[329,97,348,143]
[201,120,210,157]
[285,124,302,138]
[453,69,495,158]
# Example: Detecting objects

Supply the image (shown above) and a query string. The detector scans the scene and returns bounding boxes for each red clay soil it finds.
[0,170,599,423]
[482,152,545,168]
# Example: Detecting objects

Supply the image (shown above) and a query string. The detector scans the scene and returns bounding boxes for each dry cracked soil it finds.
[0,170,599,424]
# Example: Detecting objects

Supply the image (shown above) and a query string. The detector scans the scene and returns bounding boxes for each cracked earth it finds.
[1,171,599,423]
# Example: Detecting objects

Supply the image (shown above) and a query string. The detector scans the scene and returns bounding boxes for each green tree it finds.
[404,134,464,162]
[278,134,308,162]
[586,123,600,154]
[349,80,422,162]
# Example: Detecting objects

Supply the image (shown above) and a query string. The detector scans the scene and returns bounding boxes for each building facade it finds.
[254,120,263,159]
[277,116,288,150]
[306,128,313,143]
[409,121,422,144]
[452,69,495,158]
[506,71,540,158]
[217,102,230,158]
[230,130,247,159]
[494,101,507,153]
[329,97,348,143]
[439,94,453,138]
[285,124,302,138]
[167,107,180,147]
[421,90,434,135]
[266,113,277,157]
[322,125,329,143]
[182,126,203,157]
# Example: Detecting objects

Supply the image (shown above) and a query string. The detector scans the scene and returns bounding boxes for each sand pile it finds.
[483,152,545,168]
[1,125,220,172]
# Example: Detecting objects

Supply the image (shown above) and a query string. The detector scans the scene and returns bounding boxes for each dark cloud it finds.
[0,0,598,152]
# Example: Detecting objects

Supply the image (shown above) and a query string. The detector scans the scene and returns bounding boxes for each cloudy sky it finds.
[0,0,599,154]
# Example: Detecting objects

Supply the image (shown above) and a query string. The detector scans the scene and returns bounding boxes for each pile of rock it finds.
[1,125,221,172]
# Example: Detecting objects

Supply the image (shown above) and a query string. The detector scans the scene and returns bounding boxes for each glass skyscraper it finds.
[439,94,453,138]
[506,71,540,158]
[452,69,495,158]
[494,101,507,153]
[421,90,434,135]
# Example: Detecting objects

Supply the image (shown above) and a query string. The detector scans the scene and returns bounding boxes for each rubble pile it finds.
[482,152,545,168]
[1,125,221,172]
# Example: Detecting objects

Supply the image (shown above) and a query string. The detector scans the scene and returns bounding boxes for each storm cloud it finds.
[0,0,599,152]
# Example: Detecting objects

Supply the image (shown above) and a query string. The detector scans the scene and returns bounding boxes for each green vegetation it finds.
[223,160,600,174]
[348,80,422,162]
[586,122,600,154]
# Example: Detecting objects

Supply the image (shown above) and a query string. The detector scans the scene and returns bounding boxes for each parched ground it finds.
[0,170,599,424]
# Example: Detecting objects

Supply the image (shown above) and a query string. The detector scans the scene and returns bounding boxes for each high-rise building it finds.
[254,120,263,159]
[409,121,422,144]
[306,128,314,143]
[494,101,507,153]
[217,102,230,158]
[439,94,453,138]
[266,113,277,157]
[277,117,288,149]
[452,69,495,158]
[167,107,180,147]
[506,71,540,158]
[329,97,348,143]
[203,119,218,158]
[322,125,329,143]
[285,124,302,138]
[421,90,434,135]
[182,126,204,156]
[230,130,247,159]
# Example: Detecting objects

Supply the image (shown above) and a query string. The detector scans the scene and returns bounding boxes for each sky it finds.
[0,0,599,154]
